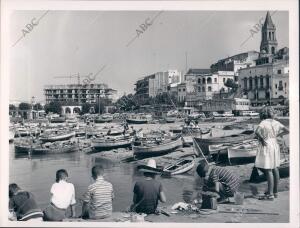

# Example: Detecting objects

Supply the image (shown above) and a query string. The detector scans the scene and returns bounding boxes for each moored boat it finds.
[95,114,113,123]
[165,117,177,123]
[14,140,79,155]
[39,130,75,142]
[163,156,195,175]
[227,140,258,161]
[132,134,182,157]
[193,130,255,156]
[126,113,152,124]
[49,116,66,123]
[91,135,133,151]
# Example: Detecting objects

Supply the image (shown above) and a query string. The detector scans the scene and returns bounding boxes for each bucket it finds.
[234,192,244,205]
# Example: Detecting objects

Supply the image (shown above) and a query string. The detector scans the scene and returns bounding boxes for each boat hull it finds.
[194,130,255,156]
[133,136,182,156]
[126,119,148,124]
[163,158,195,175]
[39,131,75,142]
[92,138,132,151]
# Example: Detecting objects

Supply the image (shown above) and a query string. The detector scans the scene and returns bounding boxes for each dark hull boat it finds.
[193,130,255,156]
[39,131,75,142]
[91,135,133,151]
[132,134,182,157]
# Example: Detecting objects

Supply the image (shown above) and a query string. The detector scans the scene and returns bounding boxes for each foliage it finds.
[18,102,32,110]
[9,104,16,111]
[224,79,238,90]
[44,102,62,114]
[33,103,43,110]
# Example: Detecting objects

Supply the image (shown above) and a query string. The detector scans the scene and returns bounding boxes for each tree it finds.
[33,103,43,111]
[224,79,238,91]
[81,103,94,114]
[9,104,16,111]
[44,102,62,114]
[18,102,32,110]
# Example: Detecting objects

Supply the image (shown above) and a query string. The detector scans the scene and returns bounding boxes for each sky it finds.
[9,11,288,103]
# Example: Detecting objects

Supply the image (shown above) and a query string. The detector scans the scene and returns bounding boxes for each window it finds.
[254,76,258,88]
[198,87,201,92]
[223,78,225,83]
[207,77,212,84]
[277,69,281,74]
[202,86,205,92]
[208,86,212,92]
[198,78,201,84]
[244,78,247,89]
[202,78,206,84]
[249,77,253,90]
[275,84,277,89]
[214,78,217,83]
[278,81,283,91]
[260,76,264,89]
[178,89,181,92]
[284,82,287,88]
[183,88,185,92]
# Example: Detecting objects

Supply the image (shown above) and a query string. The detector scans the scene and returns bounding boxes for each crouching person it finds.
[81,165,114,220]
[9,183,44,221]
[196,162,240,202]
[43,169,76,221]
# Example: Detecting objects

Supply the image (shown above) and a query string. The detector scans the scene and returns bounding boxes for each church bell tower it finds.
[260,11,278,55]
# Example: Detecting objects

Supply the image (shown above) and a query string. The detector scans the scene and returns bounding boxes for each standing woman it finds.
[43,169,76,221]
[255,107,289,200]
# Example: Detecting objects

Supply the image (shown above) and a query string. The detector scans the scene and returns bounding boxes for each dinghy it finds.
[163,156,195,175]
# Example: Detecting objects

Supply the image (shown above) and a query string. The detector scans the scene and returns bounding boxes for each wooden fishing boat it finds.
[227,140,258,160]
[165,117,177,123]
[132,134,182,156]
[14,140,78,155]
[193,130,255,156]
[169,126,183,134]
[39,130,75,142]
[50,117,66,123]
[9,127,15,143]
[126,113,152,124]
[14,127,40,137]
[91,135,133,151]
[182,126,211,135]
[163,156,195,175]
[95,114,113,123]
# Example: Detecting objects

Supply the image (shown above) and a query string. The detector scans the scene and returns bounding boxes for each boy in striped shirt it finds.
[81,165,114,219]
[196,162,240,202]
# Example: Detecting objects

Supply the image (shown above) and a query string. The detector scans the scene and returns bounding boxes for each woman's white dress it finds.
[255,119,285,169]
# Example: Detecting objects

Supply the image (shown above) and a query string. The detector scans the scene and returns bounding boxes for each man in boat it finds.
[130,159,166,214]
[9,183,44,221]
[81,165,114,220]
[196,162,240,203]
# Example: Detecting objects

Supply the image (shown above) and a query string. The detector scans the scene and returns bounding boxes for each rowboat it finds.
[227,140,258,161]
[163,156,195,175]
[14,140,79,155]
[165,117,177,123]
[126,113,152,124]
[132,134,182,156]
[193,130,255,156]
[95,114,113,123]
[14,127,40,137]
[91,135,133,151]
[50,117,66,123]
[9,127,15,143]
[39,130,75,142]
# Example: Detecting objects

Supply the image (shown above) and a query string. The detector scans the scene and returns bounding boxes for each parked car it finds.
[240,110,259,117]
[222,112,234,117]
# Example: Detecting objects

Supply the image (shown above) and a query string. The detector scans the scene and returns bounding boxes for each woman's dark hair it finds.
[56,169,68,183]
[260,106,275,120]
[9,183,20,198]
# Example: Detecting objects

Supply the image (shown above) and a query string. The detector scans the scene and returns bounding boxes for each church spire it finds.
[260,11,278,55]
